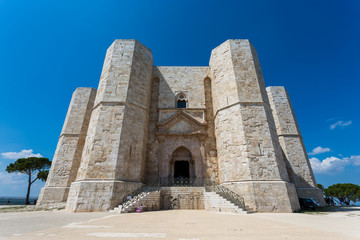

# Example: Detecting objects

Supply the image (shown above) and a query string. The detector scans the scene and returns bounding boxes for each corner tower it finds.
[266,87,325,206]
[37,88,96,205]
[66,40,153,212]
[209,40,300,212]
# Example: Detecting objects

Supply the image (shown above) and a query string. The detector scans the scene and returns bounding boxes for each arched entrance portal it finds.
[171,147,194,179]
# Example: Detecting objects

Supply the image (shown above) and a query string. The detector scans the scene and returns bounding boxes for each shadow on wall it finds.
[282,150,315,189]
[153,67,176,109]
[144,68,176,184]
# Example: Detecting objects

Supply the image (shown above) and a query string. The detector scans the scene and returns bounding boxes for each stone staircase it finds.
[110,186,248,214]
[110,190,161,214]
[204,191,246,213]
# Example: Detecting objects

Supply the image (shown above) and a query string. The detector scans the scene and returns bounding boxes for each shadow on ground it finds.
[297,206,360,214]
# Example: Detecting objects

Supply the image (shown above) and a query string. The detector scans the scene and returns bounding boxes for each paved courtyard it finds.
[0,208,360,240]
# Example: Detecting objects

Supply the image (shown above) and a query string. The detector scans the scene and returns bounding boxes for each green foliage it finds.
[37,170,49,182]
[317,184,325,193]
[6,157,51,204]
[6,157,51,175]
[324,183,360,205]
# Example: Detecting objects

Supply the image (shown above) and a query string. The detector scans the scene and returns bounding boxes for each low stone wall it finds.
[160,187,205,210]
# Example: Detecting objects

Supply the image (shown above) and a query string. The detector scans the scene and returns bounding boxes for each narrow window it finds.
[177,99,186,108]
[177,95,186,108]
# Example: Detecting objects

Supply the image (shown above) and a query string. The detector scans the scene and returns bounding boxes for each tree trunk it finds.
[26,174,31,205]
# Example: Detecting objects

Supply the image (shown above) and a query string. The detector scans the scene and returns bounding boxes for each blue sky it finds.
[0,0,359,197]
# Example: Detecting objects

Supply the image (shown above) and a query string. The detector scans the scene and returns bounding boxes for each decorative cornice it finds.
[157,110,207,129]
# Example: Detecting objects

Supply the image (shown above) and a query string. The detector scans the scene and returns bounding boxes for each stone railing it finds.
[204,180,245,210]
[117,178,246,211]
[119,180,160,209]
[159,177,204,187]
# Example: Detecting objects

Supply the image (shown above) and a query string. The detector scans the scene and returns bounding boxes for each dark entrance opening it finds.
[174,161,190,178]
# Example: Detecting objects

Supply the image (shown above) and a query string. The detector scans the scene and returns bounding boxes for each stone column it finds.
[198,135,207,183]
[266,86,325,206]
[209,40,300,212]
[66,40,153,212]
[37,87,96,206]
[203,77,219,182]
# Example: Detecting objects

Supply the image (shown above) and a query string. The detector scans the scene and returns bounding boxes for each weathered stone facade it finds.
[37,39,324,212]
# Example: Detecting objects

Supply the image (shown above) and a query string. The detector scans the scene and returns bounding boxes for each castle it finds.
[37,39,325,212]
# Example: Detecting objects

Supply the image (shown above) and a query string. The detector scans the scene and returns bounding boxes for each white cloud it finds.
[308,146,331,155]
[1,149,43,160]
[310,156,350,175]
[344,155,360,166]
[330,120,352,130]
[0,172,25,185]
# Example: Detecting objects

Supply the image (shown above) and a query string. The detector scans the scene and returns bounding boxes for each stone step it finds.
[204,191,247,214]
[117,190,161,213]
[110,187,247,214]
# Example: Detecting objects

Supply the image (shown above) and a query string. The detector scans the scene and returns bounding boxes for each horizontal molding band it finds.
[158,108,206,111]
[278,133,303,139]
[221,180,290,184]
[59,133,81,138]
[92,100,148,112]
[214,101,272,119]
[76,179,143,184]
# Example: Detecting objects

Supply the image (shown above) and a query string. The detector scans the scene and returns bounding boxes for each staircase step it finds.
[110,186,247,214]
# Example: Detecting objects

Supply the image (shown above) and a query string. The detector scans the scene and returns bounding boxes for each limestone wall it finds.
[203,78,219,181]
[66,40,153,212]
[155,67,208,109]
[145,77,160,182]
[210,40,299,212]
[160,187,205,210]
[266,86,325,205]
[37,87,96,205]
[145,67,211,183]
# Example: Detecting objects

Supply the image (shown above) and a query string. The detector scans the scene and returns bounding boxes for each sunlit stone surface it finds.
[37,39,324,212]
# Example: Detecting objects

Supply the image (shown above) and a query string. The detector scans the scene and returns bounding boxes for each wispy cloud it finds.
[0,172,25,185]
[330,120,352,130]
[1,149,43,160]
[308,146,331,155]
[310,154,360,175]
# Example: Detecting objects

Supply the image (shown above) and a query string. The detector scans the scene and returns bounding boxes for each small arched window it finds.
[177,94,187,108]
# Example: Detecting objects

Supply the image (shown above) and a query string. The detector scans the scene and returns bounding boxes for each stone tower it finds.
[37,39,324,212]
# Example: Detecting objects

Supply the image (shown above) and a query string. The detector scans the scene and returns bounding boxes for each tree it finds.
[6,157,51,205]
[317,184,325,193]
[324,183,360,205]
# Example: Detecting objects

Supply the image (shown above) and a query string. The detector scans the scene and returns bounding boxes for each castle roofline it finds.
[111,39,152,52]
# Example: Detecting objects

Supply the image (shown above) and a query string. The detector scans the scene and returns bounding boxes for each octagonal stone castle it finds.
[37,39,325,213]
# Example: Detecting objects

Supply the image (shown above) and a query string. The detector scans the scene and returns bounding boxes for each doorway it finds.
[174,161,190,178]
